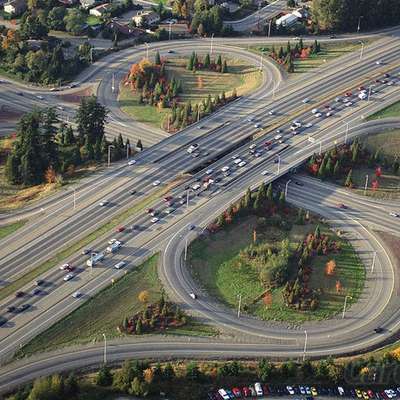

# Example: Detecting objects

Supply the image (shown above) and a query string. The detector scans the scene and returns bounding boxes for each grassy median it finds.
[0,220,26,240]
[17,254,217,358]
[367,100,400,120]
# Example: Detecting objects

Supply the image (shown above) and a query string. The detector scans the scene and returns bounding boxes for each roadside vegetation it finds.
[0,220,26,239]
[367,101,400,120]
[17,254,217,358]
[189,183,365,323]
[306,137,400,199]
[119,53,261,130]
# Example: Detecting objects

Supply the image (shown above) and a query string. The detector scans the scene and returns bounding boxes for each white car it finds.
[345,101,353,107]
[99,200,109,206]
[238,161,247,167]
[389,211,399,217]
[128,159,136,166]
[108,238,117,245]
[189,292,197,299]
[187,144,199,154]
[315,112,323,118]
[286,386,295,395]
[63,273,74,282]
[274,134,282,141]
[305,122,313,128]
[205,168,214,175]
[246,116,255,122]
[59,263,70,270]
[255,382,263,396]
[233,158,242,164]
[302,98,310,103]
[221,166,230,172]
[231,154,240,160]
[151,217,159,223]
[376,60,381,65]
[338,387,345,396]
[72,291,82,298]
[335,96,342,102]
[153,180,160,186]
[249,144,257,150]
[192,183,201,190]
[268,110,275,115]
[36,95,44,100]
[261,170,268,175]
[299,386,306,395]
[326,111,333,117]
[114,261,126,269]
[311,108,319,114]
[254,123,261,128]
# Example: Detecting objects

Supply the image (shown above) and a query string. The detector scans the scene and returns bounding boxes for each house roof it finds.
[91,3,112,12]
[106,20,144,36]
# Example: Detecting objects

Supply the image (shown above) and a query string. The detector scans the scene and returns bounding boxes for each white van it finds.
[255,382,263,396]
[218,389,230,400]
[114,261,126,269]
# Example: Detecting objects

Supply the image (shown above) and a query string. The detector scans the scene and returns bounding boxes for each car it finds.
[19,304,30,312]
[311,387,318,396]
[233,158,242,165]
[221,166,230,173]
[129,189,136,196]
[384,73,390,78]
[116,226,125,233]
[242,387,251,397]
[287,386,295,395]
[206,168,214,175]
[389,211,399,217]
[189,292,197,299]
[99,200,109,206]
[81,249,91,255]
[249,386,256,397]
[72,291,82,298]
[167,49,174,53]
[368,390,375,398]
[238,161,247,167]
[246,116,255,122]
[59,263,70,270]
[302,98,310,103]
[188,224,195,231]
[153,180,160,186]
[254,123,261,128]
[292,130,299,136]
[311,108,319,114]
[299,386,306,395]
[376,60,381,65]
[165,207,175,215]
[274,134,282,141]
[192,183,201,190]
[254,152,262,157]
[249,144,257,150]
[35,279,44,286]
[32,288,41,296]
[305,387,311,395]
[15,291,25,298]
[151,217,159,223]
[261,170,268,176]
[108,238,118,245]
[304,122,313,128]
[69,83,78,88]
[7,306,16,313]
[56,106,64,111]
[326,111,333,117]
[345,101,353,107]
[50,87,58,92]
[232,388,241,398]
[64,273,74,281]
[294,181,304,186]
[356,389,363,398]
[128,159,136,166]
[0,316,7,327]
[315,112,323,117]
[255,383,263,396]
[268,110,275,115]
[36,95,44,100]
[218,389,230,400]
[114,261,126,269]
[338,203,347,209]
[17,92,24,96]
[191,151,200,158]
[338,387,345,396]
[345,91,353,97]
[374,327,384,333]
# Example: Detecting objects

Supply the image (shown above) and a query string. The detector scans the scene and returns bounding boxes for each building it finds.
[80,0,96,9]
[275,13,297,27]
[106,20,144,37]
[158,22,190,38]
[132,10,160,27]
[292,8,309,19]
[89,3,112,17]
[3,0,26,15]
[58,0,78,6]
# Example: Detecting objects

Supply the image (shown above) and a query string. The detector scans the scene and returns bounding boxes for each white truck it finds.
[106,241,122,253]
[86,252,105,267]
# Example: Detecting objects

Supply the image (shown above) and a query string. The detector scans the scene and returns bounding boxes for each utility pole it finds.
[371,251,377,273]
[102,333,107,364]
[237,294,242,318]
[364,174,369,195]
[108,145,114,167]
[168,21,172,40]
[342,295,352,319]
[268,19,272,37]
[111,73,115,93]
[210,33,214,56]
[303,330,307,361]
[184,237,188,261]
[357,15,363,33]
[285,179,291,198]
[359,41,364,61]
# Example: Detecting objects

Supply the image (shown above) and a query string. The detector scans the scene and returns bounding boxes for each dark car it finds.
[19,304,31,312]
[374,327,384,333]
[32,288,42,296]
[0,316,7,326]
[35,279,44,286]
[338,203,347,209]
[15,291,25,298]
[7,306,16,313]
[82,249,91,255]
[295,181,304,186]
[130,190,136,195]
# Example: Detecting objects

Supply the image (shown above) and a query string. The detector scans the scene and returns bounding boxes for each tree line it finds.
[187,51,228,73]
[5,96,137,187]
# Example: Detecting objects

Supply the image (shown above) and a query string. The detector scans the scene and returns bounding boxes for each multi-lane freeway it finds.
[0,25,399,396]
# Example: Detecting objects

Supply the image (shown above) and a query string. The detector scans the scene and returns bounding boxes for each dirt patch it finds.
[58,87,93,103]
[0,106,24,122]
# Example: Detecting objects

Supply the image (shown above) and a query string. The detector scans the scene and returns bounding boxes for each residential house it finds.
[292,8,309,19]
[106,20,145,37]
[58,0,78,6]
[275,13,298,27]
[158,22,190,38]
[89,3,112,17]
[3,0,26,15]
[80,0,96,9]
[132,10,160,27]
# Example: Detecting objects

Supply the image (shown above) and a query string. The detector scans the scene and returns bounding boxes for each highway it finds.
[0,27,399,393]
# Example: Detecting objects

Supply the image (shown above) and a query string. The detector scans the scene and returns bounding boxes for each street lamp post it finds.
[277,155,281,175]
[102,333,107,364]
[285,179,291,198]
[184,237,188,261]
[168,21,172,40]
[210,33,214,56]
[357,16,363,33]
[371,251,377,273]
[237,294,242,318]
[111,73,115,93]
[359,41,364,61]
[108,145,115,167]
[342,295,352,319]
[364,174,369,195]
[303,330,308,361]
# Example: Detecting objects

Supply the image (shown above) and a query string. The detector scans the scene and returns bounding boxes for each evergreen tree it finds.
[204,53,210,69]
[333,159,340,176]
[136,139,143,151]
[155,50,161,65]
[97,364,113,386]
[216,54,222,71]
[94,137,102,161]
[266,183,273,202]
[136,318,142,334]
[222,60,228,73]
[244,187,253,209]
[345,169,353,187]
[314,225,321,239]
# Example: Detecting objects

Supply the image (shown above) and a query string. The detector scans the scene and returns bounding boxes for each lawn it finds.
[249,40,372,74]
[0,220,26,240]
[189,215,365,324]
[86,15,102,26]
[17,254,217,358]
[367,100,400,120]
[118,58,262,129]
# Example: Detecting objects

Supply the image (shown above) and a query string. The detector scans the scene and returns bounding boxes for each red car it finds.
[146,208,154,214]
[66,265,75,272]
[117,226,125,232]
[358,86,365,91]
[345,91,352,97]
[164,196,173,202]
[232,388,241,398]
[242,387,251,397]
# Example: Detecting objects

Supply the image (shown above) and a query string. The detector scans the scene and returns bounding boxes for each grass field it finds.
[189,216,365,323]
[86,15,102,26]
[249,40,372,74]
[367,100,400,120]
[119,58,262,129]
[17,254,217,358]
[0,220,26,240]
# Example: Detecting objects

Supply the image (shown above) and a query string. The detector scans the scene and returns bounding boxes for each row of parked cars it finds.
[208,384,400,400]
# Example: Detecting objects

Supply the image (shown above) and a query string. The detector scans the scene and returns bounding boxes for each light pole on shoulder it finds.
[102,333,107,364]
[303,330,308,361]
[237,294,242,318]
[168,21,172,40]
[364,174,369,195]
[371,251,377,273]
[359,40,364,61]
[357,16,363,33]
[144,42,149,59]
[210,33,214,55]
[342,295,352,319]
[285,179,291,198]
[108,145,115,167]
